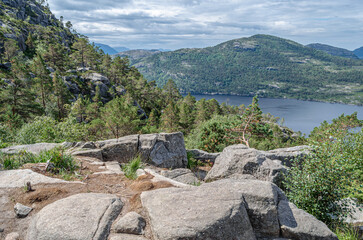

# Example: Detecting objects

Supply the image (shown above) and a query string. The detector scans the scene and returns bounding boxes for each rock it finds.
[113,212,146,235]
[0,228,4,232]
[149,132,187,168]
[102,135,139,163]
[187,149,220,163]
[85,72,110,85]
[72,149,103,160]
[26,193,123,240]
[0,163,3,170]
[14,203,32,218]
[265,145,309,166]
[341,198,363,226]
[160,168,199,185]
[81,142,97,149]
[141,180,256,240]
[138,134,158,161]
[205,144,288,185]
[5,232,19,240]
[278,200,338,240]
[109,234,148,240]
[0,143,60,155]
[0,169,68,188]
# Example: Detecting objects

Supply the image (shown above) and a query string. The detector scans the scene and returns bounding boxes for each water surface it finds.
[188,94,363,135]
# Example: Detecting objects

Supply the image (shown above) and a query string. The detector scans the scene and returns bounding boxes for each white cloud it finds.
[48,0,363,50]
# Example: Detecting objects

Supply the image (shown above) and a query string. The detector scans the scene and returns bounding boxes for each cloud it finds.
[47,0,363,50]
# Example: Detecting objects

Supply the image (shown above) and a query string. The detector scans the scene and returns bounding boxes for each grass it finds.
[122,155,142,180]
[335,224,360,240]
[0,147,79,178]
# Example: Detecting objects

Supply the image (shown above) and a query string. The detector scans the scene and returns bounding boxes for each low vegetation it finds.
[122,155,142,180]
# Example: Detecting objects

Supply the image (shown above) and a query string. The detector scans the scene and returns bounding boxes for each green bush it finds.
[122,155,142,180]
[0,151,37,169]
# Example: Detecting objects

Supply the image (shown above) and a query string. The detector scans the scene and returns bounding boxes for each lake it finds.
[188,94,363,135]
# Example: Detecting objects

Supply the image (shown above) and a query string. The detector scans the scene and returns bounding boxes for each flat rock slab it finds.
[141,180,256,240]
[26,193,123,240]
[113,211,146,235]
[160,168,199,185]
[0,143,60,155]
[0,169,67,188]
[109,234,148,240]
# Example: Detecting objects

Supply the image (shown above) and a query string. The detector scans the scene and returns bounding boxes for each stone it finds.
[265,145,309,167]
[141,180,256,240]
[278,200,338,240]
[0,169,68,188]
[149,132,188,168]
[109,234,148,240]
[187,149,220,163]
[341,198,363,226]
[0,143,60,155]
[81,142,97,149]
[71,149,103,160]
[101,135,139,163]
[205,144,287,185]
[138,134,158,161]
[14,203,32,218]
[26,193,123,240]
[113,212,146,235]
[85,72,110,85]
[5,232,19,240]
[160,168,199,185]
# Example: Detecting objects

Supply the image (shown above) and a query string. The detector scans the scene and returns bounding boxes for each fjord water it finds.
[190,94,363,135]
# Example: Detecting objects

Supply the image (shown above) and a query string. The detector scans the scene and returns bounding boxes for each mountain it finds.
[306,43,359,59]
[116,49,161,61]
[353,47,363,59]
[94,43,117,55]
[114,46,130,52]
[0,0,74,51]
[129,34,363,105]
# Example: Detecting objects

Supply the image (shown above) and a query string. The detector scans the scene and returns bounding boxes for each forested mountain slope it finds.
[306,43,359,59]
[130,35,363,105]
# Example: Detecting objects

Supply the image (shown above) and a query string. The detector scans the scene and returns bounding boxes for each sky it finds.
[47,0,363,51]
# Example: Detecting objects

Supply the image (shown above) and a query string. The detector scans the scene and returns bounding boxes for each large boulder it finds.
[101,135,139,163]
[141,180,256,240]
[160,168,199,185]
[278,200,338,240]
[26,193,123,240]
[186,149,220,163]
[0,143,60,155]
[205,144,307,186]
[141,179,337,240]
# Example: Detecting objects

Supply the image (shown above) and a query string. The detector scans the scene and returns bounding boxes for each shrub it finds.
[0,150,37,169]
[122,155,142,179]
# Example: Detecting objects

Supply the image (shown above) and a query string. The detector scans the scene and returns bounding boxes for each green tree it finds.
[160,101,180,132]
[162,79,182,104]
[30,54,52,109]
[52,70,70,120]
[3,39,19,62]
[179,94,196,133]
[101,95,141,138]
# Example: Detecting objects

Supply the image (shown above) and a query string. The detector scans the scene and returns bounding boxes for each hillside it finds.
[354,47,363,59]
[0,0,74,52]
[130,35,363,105]
[94,43,118,55]
[306,43,359,59]
[116,49,162,60]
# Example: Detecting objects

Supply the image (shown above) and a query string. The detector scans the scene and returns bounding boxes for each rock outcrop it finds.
[72,132,188,169]
[141,179,338,240]
[205,144,308,186]
[186,149,220,163]
[26,193,123,240]
[160,168,199,185]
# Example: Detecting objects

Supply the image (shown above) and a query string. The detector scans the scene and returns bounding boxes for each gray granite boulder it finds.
[113,212,146,235]
[0,143,60,155]
[101,135,139,163]
[160,168,199,185]
[71,149,103,160]
[187,149,220,163]
[26,193,123,240]
[141,180,256,240]
[205,144,304,186]
[14,203,32,218]
[278,200,338,239]
[109,234,148,240]
[266,145,309,167]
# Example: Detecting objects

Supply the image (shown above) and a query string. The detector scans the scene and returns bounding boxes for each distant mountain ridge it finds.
[128,34,363,105]
[306,43,359,59]
[353,47,363,59]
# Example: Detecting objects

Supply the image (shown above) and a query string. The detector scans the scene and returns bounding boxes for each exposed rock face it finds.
[26,193,123,240]
[160,168,199,185]
[73,132,188,169]
[278,200,338,240]
[141,179,337,240]
[0,169,68,188]
[112,212,146,235]
[205,144,308,186]
[141,179,256,240]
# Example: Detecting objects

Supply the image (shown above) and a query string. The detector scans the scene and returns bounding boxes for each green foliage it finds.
[0,151,37,169]
[284,115,363,225]
[335,225,360,240]
[186,152,205,169]
[38,147,78,174]
[122,155,142,180]
[15,116,88,144]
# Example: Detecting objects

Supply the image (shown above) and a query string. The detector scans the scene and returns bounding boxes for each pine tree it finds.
[195,98,209,125]
[71,38,89,68]
[101,95,141,138]
[160,101,180,133]
[30,54,52,109]
[162,79,182,105]
[52,70,70,120]
[3,39,19,62]
[43,43,67,71]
